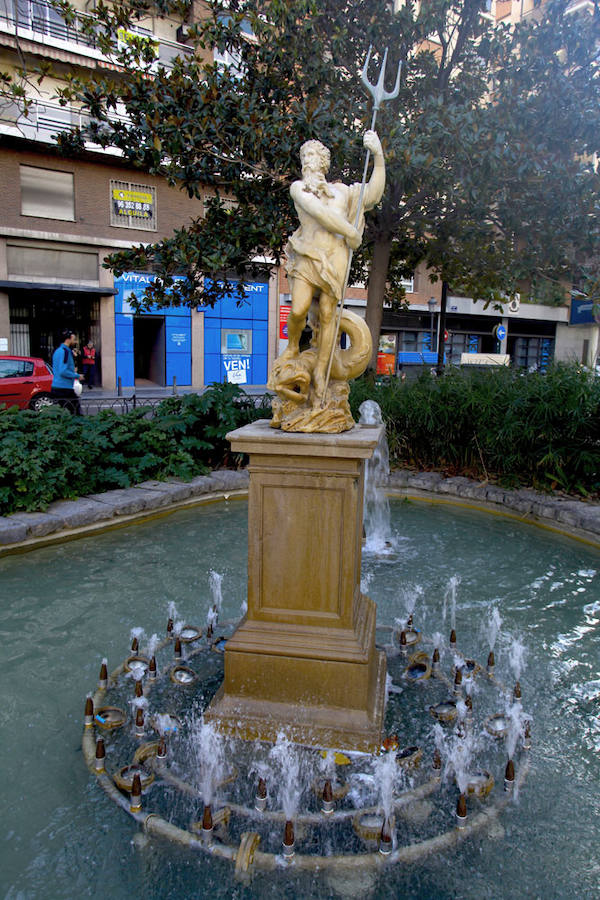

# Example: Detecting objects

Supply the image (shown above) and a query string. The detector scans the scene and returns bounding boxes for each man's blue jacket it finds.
[52,343,77,389]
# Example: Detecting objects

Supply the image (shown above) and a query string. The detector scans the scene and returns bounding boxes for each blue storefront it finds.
[114,274,269,388]
[202,280,269,386]
[114,273,191,387]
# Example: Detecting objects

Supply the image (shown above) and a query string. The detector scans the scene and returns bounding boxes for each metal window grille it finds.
[110,179,157,231]
[9,322,30,356]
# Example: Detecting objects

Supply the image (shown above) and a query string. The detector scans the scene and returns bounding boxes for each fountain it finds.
[2,488,599,896]
[74,308,538,876]
[4,100,599,893]
[80,507,534,878]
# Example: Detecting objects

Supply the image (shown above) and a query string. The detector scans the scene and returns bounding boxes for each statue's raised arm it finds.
[359,130,385,213]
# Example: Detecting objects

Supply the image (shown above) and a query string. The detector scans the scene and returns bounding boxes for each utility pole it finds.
[436,280,449,374]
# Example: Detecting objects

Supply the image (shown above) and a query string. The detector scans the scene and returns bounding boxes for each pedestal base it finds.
[205,421,387,753]
[207,647,387,753]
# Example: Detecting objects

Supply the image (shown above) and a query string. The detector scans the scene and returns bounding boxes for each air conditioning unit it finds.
[508,295,521,314]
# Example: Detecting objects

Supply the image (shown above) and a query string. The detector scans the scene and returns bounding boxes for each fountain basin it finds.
[2,495,599,898]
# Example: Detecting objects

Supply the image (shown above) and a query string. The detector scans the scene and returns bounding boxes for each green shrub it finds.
[350,364,600,495]
[0,384,271,515]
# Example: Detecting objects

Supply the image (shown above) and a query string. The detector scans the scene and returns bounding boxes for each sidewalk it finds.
[82,384,270,400]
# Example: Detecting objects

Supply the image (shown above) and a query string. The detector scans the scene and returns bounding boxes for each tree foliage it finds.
[6,0,600,352]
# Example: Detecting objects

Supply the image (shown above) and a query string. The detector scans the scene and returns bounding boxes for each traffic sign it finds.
[494,324,506,341]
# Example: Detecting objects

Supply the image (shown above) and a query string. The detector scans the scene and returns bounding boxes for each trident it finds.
[320,46,401,406]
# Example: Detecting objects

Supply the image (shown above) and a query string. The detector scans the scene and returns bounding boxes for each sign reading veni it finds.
[224,356,250,384]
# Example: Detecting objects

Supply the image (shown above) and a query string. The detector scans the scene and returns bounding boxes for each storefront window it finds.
[221,329,252,354]
[513,337,554,371]
[446,333,481,365]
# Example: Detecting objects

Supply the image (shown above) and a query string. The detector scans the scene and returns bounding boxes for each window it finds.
[447,333,480,365]
[0,359,34,378]
[400,275,414,293]
[221,329,252,354]
[110,180,157,230]
[20,165,74,220]
[214,13,255,77]
[203,192,238,216]
[399,331,418,352]
[513,337,554,372]
[8,0,65,38]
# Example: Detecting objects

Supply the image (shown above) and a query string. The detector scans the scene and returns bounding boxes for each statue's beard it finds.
[302,167,334,199]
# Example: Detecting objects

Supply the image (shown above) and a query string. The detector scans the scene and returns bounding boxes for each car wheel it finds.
[29,393,54,411]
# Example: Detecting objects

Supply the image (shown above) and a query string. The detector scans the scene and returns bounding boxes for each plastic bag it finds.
[73,379,83,397]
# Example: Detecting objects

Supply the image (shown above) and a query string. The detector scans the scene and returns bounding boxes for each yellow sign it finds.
[116,27,159,58]
[112,188,154,219]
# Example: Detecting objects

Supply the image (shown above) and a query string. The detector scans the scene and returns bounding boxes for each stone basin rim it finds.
[1,469,599,556]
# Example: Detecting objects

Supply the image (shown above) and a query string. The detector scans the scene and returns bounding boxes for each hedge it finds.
[349,364,600,496]
[0,383,270,515]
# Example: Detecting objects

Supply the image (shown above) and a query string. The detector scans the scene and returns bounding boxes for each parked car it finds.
[0,355,54,410]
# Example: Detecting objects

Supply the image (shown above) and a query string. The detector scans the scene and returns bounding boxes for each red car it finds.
[0,355,54,410]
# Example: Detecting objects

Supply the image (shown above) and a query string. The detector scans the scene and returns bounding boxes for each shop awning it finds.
[0,281,116,294]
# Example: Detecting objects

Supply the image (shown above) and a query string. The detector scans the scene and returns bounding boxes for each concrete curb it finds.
[387,470,600,547]
[0,470,249,551]
[0,467,598,553]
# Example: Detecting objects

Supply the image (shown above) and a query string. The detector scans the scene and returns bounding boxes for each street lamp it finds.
[427,297,437,353]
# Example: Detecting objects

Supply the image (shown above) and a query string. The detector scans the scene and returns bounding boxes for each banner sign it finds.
[570,298,600,325]
[376,352,395,375]
[116,27,159,70]
[224,355,250,384]
[114,272,187,316]
[279,304,291,340]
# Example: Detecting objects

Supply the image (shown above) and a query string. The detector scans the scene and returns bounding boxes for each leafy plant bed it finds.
[0,384,270,515]
[350,364,600,497]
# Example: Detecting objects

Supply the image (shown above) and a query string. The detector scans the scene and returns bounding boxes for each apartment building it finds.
[0,0,277,389]
[0,0,596,389]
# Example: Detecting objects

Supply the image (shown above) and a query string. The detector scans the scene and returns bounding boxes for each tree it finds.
[9,0,600,366]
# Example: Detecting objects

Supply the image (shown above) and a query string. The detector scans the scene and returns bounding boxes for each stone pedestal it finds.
[205,420,387,752]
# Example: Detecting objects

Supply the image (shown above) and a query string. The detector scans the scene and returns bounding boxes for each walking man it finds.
[51,330,83,413]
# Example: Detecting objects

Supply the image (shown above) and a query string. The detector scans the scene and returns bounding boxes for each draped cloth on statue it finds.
[285,183,365,301]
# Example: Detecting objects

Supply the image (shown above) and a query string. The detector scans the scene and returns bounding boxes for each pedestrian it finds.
[82,339,97,389]
[51,329,83,413]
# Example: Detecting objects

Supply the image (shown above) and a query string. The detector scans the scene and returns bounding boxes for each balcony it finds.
[0,0,192,70]
[0,95,129,152]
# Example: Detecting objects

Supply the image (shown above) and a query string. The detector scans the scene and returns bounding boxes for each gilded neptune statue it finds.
[268,130,385,433]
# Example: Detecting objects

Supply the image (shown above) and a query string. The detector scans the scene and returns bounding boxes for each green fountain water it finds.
[1,498,598,898]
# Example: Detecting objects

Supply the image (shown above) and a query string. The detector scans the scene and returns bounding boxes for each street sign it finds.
[494,324,506,341]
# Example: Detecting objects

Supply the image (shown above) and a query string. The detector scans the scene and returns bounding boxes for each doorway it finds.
[133,316,165,386]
